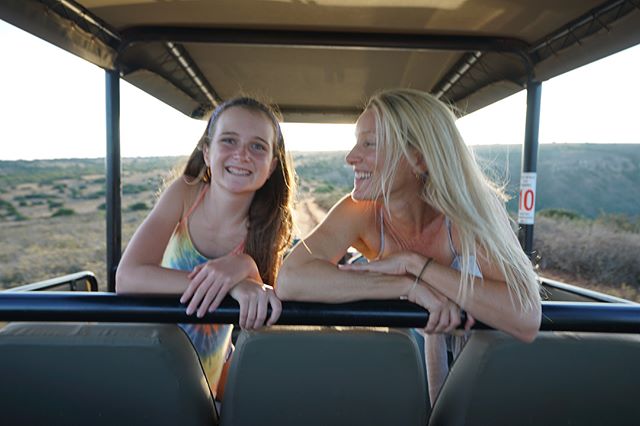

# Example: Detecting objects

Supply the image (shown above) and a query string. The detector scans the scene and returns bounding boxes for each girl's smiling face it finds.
[204,106,277,194]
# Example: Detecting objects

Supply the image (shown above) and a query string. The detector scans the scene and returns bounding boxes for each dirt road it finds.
[292,197,327,237]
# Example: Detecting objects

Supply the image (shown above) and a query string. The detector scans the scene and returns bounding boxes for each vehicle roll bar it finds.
[0,292,639,333]
[2,272,98,293]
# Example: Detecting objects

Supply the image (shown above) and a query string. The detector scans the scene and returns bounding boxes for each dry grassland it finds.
[1,156,638,301]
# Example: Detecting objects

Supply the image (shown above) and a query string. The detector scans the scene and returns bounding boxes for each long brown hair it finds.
[183,97,295,285]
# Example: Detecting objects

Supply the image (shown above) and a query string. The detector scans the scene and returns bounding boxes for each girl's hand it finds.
[181,254,258,317]
[408,283,463,334]
[229,280,282,329]
[337,252,412,276]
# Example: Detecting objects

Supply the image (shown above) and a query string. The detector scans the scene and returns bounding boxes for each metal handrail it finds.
[0,292,639,333]
[3,272,98,293]
[539,276,635,304]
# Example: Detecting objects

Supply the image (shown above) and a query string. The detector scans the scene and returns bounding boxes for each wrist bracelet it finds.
[406,257,433,298]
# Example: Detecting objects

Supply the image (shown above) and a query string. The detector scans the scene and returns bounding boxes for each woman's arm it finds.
[412,253,541,343]
[276,196,416,302]
[342,249,541,342]
[115,179,192,295]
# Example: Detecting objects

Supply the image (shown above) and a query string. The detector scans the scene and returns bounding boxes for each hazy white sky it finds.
[1,19,639,161]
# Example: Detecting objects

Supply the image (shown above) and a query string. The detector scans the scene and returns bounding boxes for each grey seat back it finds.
[221,326,428,426]
[430,330,640,426]
[0,322,217,426]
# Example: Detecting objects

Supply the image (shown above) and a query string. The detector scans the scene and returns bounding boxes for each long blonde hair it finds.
[366,88,539,311]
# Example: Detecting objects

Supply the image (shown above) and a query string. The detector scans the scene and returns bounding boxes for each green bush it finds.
[14,213,28,221]
[53,183,67,193]
[83,190,106,199]
[128,202,149,211]
[123,183,149,194]
[538,208,584,221]
[14,193,54,202]
[51,208,75,217]
[314,183,335,193]
[595,213,640,233]
[47,200,64,210]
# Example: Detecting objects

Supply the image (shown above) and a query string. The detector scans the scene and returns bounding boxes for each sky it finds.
[1,19,639,161]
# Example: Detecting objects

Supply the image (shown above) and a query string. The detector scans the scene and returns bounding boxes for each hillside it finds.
[292,144,640,218]
[472,144,640,218]
[1,144,638,296]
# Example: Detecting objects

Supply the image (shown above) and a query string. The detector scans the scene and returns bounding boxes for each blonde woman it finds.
[276,88,541,403]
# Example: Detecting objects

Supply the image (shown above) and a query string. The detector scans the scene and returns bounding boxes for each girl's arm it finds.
[115,179,193,294]
[116,179,281,327]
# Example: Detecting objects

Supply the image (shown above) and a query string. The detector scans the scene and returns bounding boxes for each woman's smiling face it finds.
[346,107,425,202]
[204,106,277,195]
[346,108,379,201]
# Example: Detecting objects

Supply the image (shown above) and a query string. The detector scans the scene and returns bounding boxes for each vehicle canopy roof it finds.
[2,0,639,122]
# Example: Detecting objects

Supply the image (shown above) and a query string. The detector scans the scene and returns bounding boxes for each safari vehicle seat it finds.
[429,330,640,426]
[220,326,428,426]
[0,323,217,426]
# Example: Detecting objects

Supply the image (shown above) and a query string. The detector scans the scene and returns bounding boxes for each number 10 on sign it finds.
[518,172,536,225]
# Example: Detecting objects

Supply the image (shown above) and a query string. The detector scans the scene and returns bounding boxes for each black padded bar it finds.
[119,26,530,55]
[0,292,640,333]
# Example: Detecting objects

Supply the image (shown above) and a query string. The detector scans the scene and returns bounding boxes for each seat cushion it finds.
[430,330,640,426]
[0,322,217,426]
[221,326,428,426]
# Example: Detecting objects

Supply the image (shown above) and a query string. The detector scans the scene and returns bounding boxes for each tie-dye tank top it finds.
[161,184,243,395]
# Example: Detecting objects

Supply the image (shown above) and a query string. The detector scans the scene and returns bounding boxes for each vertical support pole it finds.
[106,70,121,292]
[518,78,541,258]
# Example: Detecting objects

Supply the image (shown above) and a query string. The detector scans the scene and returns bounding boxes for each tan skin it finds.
[277,108,541,342]
[116,107,282,329]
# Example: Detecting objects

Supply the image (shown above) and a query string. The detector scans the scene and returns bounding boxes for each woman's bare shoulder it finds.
[324,195,377,227]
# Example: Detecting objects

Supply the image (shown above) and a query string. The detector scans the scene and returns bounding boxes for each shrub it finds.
[314,183,335,193]
[534,216,640,290]
[51,208,75,217]
[123,183,149,194]
[47,200,64,210]
[595,213,640,233]
[83,190,106,199]
[538,208,584,221]
[14,213,28,221]
[128,202,149,211]
[53,183,67,193]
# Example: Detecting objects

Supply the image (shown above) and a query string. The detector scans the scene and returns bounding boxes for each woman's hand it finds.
[181,254,259,317]
[229,280,282,329]
[337,252,413,276]
[409,283,475,333]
